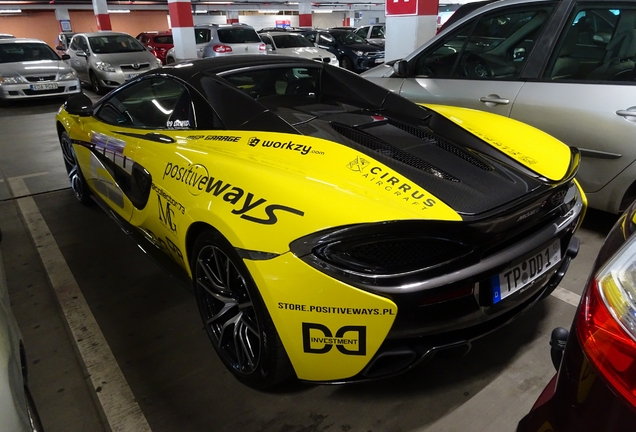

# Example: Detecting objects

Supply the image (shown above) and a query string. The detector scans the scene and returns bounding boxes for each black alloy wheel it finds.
[192,229,292,389]
[59,131,91,204]
[340,56,354,70]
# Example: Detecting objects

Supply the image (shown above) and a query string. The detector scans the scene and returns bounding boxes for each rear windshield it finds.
[153,35,173,44]
[272,34,313,48]
[0,42,60,63]
[89,35,146,53]
[217,28,262,43]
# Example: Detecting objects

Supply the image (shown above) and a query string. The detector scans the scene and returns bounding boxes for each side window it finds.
[222,67,318,99]
[354,27,368,38]
[195,28,211,44]
[69,37,78,51]
[304,32,316,43]
[318,33,335,45]
[544,7,631,82]
[261,35,273,46]
[77,37,89,52]
[412,5,554,80]
[95,78,194,129]
[371,26,384,38]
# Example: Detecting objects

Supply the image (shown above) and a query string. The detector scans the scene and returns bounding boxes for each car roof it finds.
[0,38,47,45]
[74,31,134,37]
[261,31,304,36]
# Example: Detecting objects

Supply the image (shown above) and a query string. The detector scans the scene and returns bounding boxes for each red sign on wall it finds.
[385,0,438,17]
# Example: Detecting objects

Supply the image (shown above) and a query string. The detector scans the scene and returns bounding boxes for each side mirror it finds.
[393,59,408,77]
[64,93,93,117]
[61,54,70,60]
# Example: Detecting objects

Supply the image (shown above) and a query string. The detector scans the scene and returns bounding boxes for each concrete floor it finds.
[0,92,620,432]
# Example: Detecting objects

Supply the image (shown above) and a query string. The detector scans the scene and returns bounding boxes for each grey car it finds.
[66,32,161,94]
[0,38,80,102]
[362,0,636,214]
[353,24,385,47]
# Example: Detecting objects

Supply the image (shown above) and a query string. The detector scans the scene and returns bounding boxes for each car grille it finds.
[23,87,65,95]
[312,57,331,64]
[120,63,150,71]
[25,75,57,82]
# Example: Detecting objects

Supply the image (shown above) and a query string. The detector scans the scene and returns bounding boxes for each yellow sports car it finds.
[55,56,585,389]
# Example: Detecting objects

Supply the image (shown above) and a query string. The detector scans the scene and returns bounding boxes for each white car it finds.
[0,247,43,431]
[0,38,80,102]
[259,31,338,66]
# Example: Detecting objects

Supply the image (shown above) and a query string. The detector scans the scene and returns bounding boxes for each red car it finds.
[136,31,173,65]
[517,200,636,432]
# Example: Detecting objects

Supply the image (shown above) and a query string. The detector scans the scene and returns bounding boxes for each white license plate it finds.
[125,73,139,80]
[30,83,58,90]
[375,58,384,63]
[492,239,561,304]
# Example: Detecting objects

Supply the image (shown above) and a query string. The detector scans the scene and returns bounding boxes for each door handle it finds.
[479,95,510,105]
[616,109,636,117]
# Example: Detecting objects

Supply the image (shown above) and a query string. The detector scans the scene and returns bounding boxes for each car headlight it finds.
[155,57,162,67]
[0,76,26,84]
[95,62,116,72]
[58,71,76,80]
[354,50,365,57]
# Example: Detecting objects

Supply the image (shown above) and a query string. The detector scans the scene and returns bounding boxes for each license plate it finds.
[492,240,561,304]
[30,83,58,90]
[375,58,384,63]
[125,73,139,80]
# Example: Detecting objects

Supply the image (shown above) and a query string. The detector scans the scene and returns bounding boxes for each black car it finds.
[302,29,384,72]
[517,201,636,432]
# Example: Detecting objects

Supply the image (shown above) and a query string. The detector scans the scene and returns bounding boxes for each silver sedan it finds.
[363,0,636,214]
[0,38,80,102]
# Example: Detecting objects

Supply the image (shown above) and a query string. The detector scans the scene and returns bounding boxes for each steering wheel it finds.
[461,53,494,79]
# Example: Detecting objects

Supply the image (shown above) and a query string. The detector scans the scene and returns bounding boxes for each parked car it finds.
[517,199,636,432]
[302,29,384,72]
[353,24,385,47]
[55,55,584,389]
[136,31,173,65]
[165,24,265,63]
[0,38,80,102]
[258,31,338,66]
[362,0,636,215]
[0,235,44,431]
[65,32,162,95]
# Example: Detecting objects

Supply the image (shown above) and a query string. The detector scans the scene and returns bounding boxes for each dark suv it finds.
[302,29,384,72]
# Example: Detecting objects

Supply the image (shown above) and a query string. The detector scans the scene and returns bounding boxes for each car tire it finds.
[166,57,175,64]
[59,131,92,205]
[340,56,354,70]
[191,228,293,389]
[89,71,104,95]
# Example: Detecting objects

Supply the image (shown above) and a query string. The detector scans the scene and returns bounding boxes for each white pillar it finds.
[168,0,197,61]
[299,1,312,27]
[385,0,438,61]
[226,10,239,24]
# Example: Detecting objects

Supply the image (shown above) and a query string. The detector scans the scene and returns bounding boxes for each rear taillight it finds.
[577,235,636,408]
[259,43,266,51]
[213,44,232,53]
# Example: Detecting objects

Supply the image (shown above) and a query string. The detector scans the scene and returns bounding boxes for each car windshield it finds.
[0,43,60,63]
[153,35,173,44]
[330,31,367,45]
[272,34,314,48]
[217,28,262,43]
[89,35,145,53]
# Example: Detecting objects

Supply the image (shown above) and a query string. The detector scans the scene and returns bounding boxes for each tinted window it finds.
[412,5,554,79]
[217,28,261,43]
[153,35,173,44]
[222,67,319,99]
[370,26,385,38]
[0,43,60,63]
[330,30,367,45]
[89,35,146,53]
[545,6,632,81]
[96,78,194,129]
[272,34,313,48]
[195,28,211,44]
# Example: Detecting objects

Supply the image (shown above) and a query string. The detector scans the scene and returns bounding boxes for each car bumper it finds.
[0,79,81,100]
[355,56,385,72]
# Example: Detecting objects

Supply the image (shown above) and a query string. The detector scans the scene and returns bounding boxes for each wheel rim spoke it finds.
[196,244,261,374]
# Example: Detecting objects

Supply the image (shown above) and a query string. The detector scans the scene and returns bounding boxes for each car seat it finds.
[587,29,636,80]
[550,26,580,79]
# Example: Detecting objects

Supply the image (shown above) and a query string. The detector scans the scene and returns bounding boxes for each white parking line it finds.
[8,177,153,432]
[551,286,581,307]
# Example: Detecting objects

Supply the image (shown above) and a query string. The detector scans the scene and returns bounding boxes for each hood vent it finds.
[387,119,493,172]
[330,121,458,182]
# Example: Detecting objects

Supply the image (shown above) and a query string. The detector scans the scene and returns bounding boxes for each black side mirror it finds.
[393,59,408,77]
[64,93,93,116]
[61,54,70,60]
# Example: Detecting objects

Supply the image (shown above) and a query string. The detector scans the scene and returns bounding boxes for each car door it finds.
[68,35,90,82]
[393,3,558,117]
[511,3,636,212]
